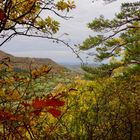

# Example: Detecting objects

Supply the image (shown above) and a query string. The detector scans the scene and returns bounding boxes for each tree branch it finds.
[0,33,16,47]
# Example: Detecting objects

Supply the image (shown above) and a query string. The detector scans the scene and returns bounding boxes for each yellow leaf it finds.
[0,89,5,97]
[6,90,21,101]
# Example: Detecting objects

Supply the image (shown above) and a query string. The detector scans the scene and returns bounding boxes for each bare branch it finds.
[0,32,16,47]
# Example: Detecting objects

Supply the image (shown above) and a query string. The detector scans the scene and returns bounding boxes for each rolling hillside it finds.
[0,50,82,93]
[0,50,67,73]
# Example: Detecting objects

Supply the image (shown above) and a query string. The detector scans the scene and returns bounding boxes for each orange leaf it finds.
[48,108,61,118]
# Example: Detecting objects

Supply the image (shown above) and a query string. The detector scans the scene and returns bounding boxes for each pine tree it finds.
[80,2,140,79]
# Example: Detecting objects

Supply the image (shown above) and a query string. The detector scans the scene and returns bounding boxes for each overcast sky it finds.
[0,0,137,64]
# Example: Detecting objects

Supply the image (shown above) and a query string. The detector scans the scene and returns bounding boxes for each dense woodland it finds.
[0,0,140,139]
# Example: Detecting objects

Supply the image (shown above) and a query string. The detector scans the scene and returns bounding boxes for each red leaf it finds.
[0,110,12,120]
[45,99,65,107]
[48,108,61,118]
[0,9,7,23]
[32,98,46,110]
[0,110,24,122]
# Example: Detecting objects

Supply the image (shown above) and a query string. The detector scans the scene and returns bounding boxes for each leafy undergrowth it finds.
[0,60,66,139]
[0,59,140,139]
[44,72,140,139]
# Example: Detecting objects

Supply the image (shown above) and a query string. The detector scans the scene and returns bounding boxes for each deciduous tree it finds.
[0,0,75,46]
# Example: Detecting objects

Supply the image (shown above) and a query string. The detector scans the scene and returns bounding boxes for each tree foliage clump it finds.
[80,2,140,79]
[0,0,75,46]
[42,72,140,139]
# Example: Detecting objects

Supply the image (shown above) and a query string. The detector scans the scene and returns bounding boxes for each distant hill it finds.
[62,63,84,74]
[0,50,13,58]
[0,50,67,73]
[0,51,82,93]
[62,63,99,74]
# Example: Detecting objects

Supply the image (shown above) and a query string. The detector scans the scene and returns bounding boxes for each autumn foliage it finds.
[0,59,65,139]
[0,0,76,46]
[0,0,140,139]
